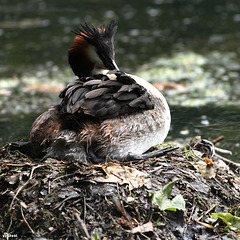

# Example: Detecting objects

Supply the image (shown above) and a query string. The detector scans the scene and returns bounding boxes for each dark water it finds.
[0,0,240,161]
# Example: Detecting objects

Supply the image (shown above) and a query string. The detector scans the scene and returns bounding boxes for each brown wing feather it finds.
[59,71,154,120]
[30,106,63,147]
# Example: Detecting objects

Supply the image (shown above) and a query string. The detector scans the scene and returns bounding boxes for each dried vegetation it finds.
[0,138,240,240]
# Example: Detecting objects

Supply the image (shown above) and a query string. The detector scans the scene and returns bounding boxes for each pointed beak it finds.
[111,59,119,71]
[97,50,119,71]
[105,58,119,71]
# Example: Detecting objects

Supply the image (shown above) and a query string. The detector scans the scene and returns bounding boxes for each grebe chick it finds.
[29,20,171,163]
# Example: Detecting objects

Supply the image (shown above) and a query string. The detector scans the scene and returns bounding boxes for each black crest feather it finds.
[72,20,118,47]
[70,20,118,72]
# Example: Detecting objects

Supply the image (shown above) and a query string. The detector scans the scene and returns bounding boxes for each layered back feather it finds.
[59,71,154,120]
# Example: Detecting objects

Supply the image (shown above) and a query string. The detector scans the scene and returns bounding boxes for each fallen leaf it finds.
[96,162,150,190]
[131,222,153,234]
[151,180,186,211]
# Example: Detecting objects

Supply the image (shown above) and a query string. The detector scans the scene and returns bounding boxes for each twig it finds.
[8,191,28,209]
[85,202,103,221]
[4,163,36,167]
[184,198,196,233]
[51,173,75,184]
[212,136,224,145]
[215,147,232,155]
[212,136,232,155]
[113,197,132,227]
[48,180,51,194]
[196,204,217,222]
[215,154,240,170]
[140,233,151,239]
[54,194,80,210]
[195,219,214,229]
[74,212,91,239]
[149,166,162,173]
[10,165,45,210]
[7,214,13,235]
[83,196,86,223]
[194,204,217,229]
[21,205,35,235]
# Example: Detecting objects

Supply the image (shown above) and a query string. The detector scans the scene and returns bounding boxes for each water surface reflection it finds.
[1,0,240,161]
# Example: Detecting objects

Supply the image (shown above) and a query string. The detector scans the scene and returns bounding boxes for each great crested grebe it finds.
[29,20,171,163]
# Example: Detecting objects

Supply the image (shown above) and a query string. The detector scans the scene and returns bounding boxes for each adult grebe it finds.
[29,20,171,163]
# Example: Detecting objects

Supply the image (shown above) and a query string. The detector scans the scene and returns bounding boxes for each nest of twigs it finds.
[0,137,240,240]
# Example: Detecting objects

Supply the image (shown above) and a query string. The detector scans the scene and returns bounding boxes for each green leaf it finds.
[154,222,165,227]
[211,213,240,230]
[151,180,186,211]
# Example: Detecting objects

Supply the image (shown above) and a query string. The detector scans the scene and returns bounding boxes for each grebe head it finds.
[69,20,119,78]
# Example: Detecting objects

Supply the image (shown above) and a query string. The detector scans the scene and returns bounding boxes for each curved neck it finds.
[68,36,94,77]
